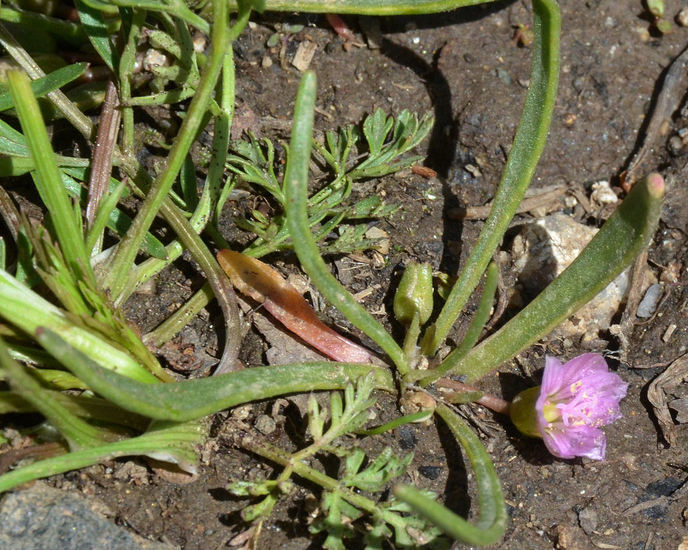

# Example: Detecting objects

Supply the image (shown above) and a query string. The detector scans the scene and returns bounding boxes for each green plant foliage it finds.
[233,375,449,548]
[228,108,431,257]
[0,0,668,547]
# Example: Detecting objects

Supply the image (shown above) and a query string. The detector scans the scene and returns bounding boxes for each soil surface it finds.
[9,1,688,549]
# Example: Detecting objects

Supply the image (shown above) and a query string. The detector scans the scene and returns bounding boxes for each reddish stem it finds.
[435,378,510,415]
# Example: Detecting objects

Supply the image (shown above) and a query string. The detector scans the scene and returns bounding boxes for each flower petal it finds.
[543,424,606,460]
[533,353,626,460]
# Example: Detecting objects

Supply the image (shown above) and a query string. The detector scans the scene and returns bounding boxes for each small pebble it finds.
[590,180,617,206]
[563,112,577,126]
[418,466,442,480]
[669,135,683,155]
[495,67,511,85]
[636,284,662,318]
[134,278,156,295]
[678,7,688,27]
[577,507,598,535]
[662,323,677,343]
[397,425,417,450]
[254,414,277,435]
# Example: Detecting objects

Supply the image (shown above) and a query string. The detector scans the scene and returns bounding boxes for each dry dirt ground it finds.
[20,1,688,549]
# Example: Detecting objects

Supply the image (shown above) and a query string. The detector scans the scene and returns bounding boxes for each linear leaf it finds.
[0,63,88,112]
[228,0,498,14]
[428,173,665,383]
[36,327,395,422]
[74,0,120,72]
[393,404,507,546]
[421,0,561,355]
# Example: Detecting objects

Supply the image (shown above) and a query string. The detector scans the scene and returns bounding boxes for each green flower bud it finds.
[509,386,542,438]
[647,0,664,18]
[393,262,433,325]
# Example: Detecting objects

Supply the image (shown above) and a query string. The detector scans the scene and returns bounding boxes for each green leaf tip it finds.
[429,171,665,383]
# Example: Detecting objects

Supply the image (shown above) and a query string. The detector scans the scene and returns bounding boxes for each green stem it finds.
[119,9,147,157]
[409,262,498,383]
[243,438,411,533]
[144,283,215,347]
[119,46,237,302]
[393,403,507,546]
[104,0,230,299]
[284,71,409,376]
[402,312,421,364]
[421,0,560,356]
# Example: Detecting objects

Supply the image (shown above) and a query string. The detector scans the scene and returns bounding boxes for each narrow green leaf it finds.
[79,0,209,33]
[0,336,106,450]
[6,70,95,286]
[0,270,159,384]
[393,403,507,546]
[179,154,198,211]
[74,0,120,72]
[85,180,127,254]
[35,326,395,422]
[0,420,205,493]
[0,63,88,112]
[449,261,499,361]
[58,170,168,260]
[0,118,29,156]
[284,71,409,376]
[0,7,87,45]
[357,409,433,435]
[0,390,147,429]
[429,173,665,383]
[421,0,561,355]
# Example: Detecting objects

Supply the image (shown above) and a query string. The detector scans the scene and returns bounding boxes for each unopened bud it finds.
[509,386,541,438]
[393,263,433,325]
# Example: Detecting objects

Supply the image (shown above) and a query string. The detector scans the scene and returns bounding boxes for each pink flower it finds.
[535,354,627,460]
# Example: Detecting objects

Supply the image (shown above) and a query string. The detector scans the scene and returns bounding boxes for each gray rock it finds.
[577,506,598,535]
[0,482,175,550]
[511,213,633,341]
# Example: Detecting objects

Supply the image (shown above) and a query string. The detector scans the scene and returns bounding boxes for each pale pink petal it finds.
[543,424,606,460]
[534,353,626,461]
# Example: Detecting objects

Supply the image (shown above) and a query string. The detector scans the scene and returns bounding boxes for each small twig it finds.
[622,42,688,188]
[622,496,667,516]
[0,442,66,475]
[450,185,568,220]
[86,81,121,251]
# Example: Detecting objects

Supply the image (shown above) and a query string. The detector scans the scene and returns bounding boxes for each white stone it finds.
[511,213,629,340]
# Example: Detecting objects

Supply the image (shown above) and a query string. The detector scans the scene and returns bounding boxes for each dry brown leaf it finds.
[217,250,372,363]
